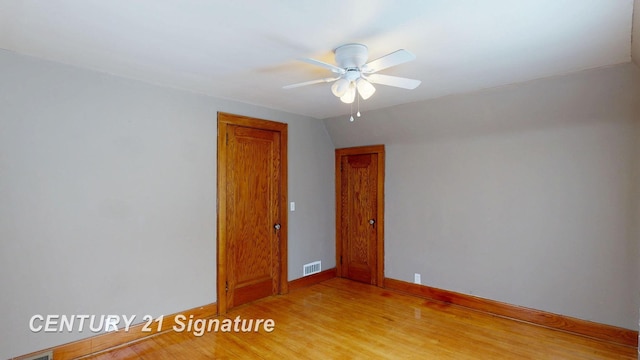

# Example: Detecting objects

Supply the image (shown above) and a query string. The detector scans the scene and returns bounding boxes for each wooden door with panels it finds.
[217,112,288,314]
[335,145,384,286]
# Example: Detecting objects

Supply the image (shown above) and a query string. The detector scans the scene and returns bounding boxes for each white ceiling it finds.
[0,0,634,119]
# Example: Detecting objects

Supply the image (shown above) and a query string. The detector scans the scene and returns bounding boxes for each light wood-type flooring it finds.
[84,278,636,359]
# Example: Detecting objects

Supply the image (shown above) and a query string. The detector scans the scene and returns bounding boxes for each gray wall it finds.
[325,63,640,330]
[634,0,640,67]
[0,50,335,358]
[635,83,640,358]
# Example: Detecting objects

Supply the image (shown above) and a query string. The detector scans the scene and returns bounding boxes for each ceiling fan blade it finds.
[282,77,340,89]
[299,58,346,74]
[366,74,421,89]
[361,49,416,74]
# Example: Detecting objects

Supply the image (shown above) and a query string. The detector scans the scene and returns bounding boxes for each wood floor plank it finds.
[83,278,636,359]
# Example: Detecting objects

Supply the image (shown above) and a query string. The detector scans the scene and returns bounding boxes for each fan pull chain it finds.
[349,100,354,122]
[357,91,361,118]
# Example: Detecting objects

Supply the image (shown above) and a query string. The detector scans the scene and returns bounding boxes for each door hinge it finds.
[225,281,228,292]
[226,132,229,145]
[340,256,342,264]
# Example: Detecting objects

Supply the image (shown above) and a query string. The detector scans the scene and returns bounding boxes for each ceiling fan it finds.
[283,43,421,104]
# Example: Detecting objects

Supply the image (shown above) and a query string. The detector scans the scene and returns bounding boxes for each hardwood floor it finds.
[84,278,635,359]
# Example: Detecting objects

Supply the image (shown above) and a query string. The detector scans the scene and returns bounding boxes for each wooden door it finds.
[335,145,384,286]
[217,113,288,314]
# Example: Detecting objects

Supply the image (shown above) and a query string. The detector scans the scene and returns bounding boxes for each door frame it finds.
[335,145,385,287]
[217,112,288,314]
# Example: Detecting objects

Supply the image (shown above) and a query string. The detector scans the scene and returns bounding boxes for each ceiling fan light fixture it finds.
[356,78,376,100]
[340,82,356,103]
[331,78,350,97]
[283,43,420,107]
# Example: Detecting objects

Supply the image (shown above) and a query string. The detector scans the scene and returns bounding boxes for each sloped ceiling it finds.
[0,0,634,119]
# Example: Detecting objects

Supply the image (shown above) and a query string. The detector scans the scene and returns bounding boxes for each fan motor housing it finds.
[334,43,368,68]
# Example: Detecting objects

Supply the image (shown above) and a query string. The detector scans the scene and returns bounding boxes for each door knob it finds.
[369,219,375,225]
[274,224,281,230]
